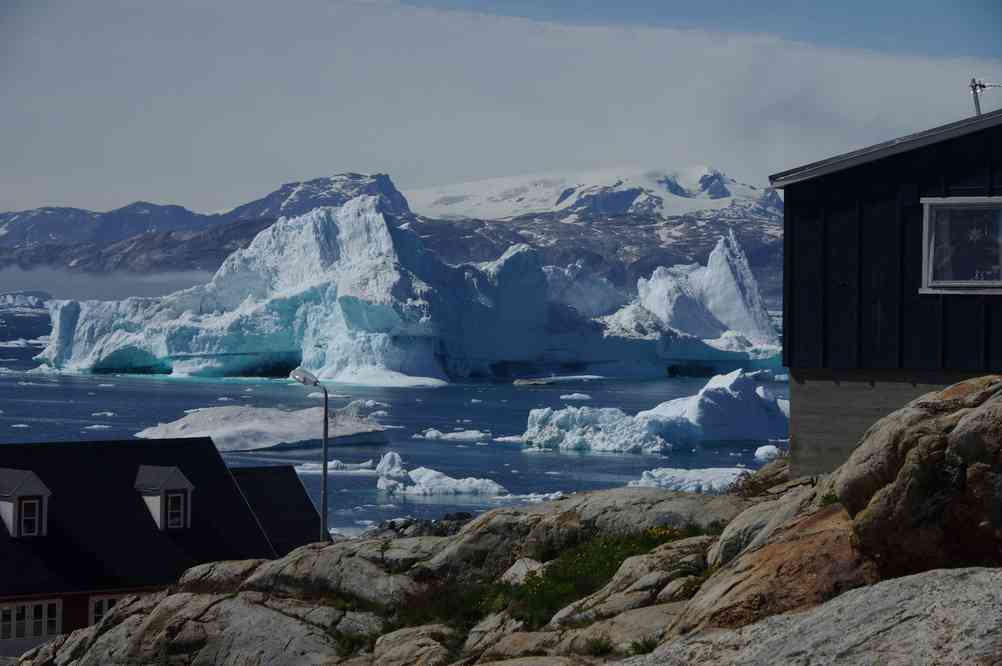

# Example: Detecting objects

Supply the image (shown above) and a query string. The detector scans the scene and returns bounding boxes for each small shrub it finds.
[629,636,659,655]
[580,636,614,656]
[819,490,840,507]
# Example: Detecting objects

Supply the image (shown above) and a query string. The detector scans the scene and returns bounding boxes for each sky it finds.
[2,0,1001,213]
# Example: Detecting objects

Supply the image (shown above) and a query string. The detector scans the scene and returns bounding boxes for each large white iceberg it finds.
[543,261,628,318]
[522,369,788,452]
[37,194,765,383]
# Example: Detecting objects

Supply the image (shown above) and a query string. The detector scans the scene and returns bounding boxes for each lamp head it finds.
[290,367,320,387]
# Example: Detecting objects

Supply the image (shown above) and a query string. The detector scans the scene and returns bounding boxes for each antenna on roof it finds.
[970,78,1002,116]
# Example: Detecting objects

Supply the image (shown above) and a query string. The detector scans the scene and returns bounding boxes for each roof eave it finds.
[769,108,1002,189]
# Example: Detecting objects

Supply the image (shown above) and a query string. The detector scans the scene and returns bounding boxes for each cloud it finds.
[0,267,212,300]
[1,0,998,212]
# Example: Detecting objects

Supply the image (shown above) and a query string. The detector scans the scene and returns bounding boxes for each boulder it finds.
[621,568,1002,666]
[706,486,813,568]
[479,631,561,662]
[465,612,526,655]
[372,624,455,666]
[828,375,1002,575]
[501,558,546,585]
[554,603,682,657]
[672,505,878,635]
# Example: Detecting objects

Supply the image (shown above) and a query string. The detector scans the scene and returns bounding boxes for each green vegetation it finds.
[580,635,614,656]
[629,636,659,655]
[819,490,840,507]
[484,524,711,629]
[389,524,715,636]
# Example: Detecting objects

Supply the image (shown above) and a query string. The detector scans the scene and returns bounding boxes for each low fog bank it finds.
[0,268,214,300]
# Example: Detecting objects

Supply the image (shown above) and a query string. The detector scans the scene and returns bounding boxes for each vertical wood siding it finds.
[784,123,1002,371]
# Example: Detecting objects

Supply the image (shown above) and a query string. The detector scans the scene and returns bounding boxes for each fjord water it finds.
[0,316,786,534]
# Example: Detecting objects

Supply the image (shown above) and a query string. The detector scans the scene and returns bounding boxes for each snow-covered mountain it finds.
[1,169,783,306]
[38,195,775,383]
[405,166,779,221]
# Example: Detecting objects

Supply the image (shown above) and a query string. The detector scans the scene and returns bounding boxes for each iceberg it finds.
[754,444,782,462]
[522,369,788,452]
[636,230,779,347]
[543,261,628,318]
[135,405,386,451]
[374,451,507,496]
[37,191,775,384]
[628,467,745,493]
[412,428,492,442]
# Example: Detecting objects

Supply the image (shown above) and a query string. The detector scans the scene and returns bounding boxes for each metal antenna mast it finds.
[971,78,1002,116]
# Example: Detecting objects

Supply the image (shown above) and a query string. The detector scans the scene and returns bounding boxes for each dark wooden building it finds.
[0,438,319,657]
[770,108,1002,476]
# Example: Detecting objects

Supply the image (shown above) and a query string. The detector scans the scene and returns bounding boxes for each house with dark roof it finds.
[0,437,320,657]
[770,108,1002,476]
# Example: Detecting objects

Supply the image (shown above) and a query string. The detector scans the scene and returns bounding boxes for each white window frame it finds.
[89,595,128,626]
[0,600,61,641]
[18,497,41,537]
[921,196,1002,294]
[165,491,186,529]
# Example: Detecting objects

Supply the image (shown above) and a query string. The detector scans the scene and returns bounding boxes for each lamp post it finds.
[290,367,329,542]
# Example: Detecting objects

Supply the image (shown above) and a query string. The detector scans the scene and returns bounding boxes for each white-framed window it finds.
[0,600,61,641]
[165,492,186,529]
[89,595,128,626]
[922,197,1002,293]
[18,497,41,537]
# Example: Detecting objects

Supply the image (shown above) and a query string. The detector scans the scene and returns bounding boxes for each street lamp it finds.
[290,367,330,542]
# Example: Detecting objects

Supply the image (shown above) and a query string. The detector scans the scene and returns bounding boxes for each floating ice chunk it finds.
[91,411,116,417]
[370,410,389,417]
[375,451,408,479]
[10,423,29,428]
[413,428,491,442]
[297,459,378,475]
[754,444,782,462]
[523,405,672,453]
[381,466,508,496]
[493,491,566,503]
[217,397,234,402]
[136,405,385,451]
[97,384,115,388]
[83,424,111,430]
[628,467,745,493]
[522,370,787,453]
[470,398,483,404]
[560,393,592,401]
[514,375,604,386]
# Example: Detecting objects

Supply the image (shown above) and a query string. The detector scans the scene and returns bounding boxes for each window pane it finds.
[14,605,25,638]
[1,608,11,640]
[46,603,58,635]
[32,604,42,636]
[930,207,1002,283]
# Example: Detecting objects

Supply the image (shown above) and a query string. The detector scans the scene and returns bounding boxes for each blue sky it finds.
[402,0,1002,59]
[2,0,1001,212]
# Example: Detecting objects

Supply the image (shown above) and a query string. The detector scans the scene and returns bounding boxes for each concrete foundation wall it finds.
[789,370,976,477]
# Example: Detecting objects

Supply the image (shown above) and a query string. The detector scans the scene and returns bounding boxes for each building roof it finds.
[769,108,1002,189]
[0,468,50,498]
[230,466,321,557]
[134,465,194,493]
[0,437,277,599]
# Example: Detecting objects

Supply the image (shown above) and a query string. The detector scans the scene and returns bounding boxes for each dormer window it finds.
[134,466,194,531]
[19,498,41,536]
[165,492,185,529]
[0,469,51,538]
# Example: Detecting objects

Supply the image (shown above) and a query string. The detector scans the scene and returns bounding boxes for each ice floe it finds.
[413,428,492,443]
[135,405,386,451]
[560,393,592,401]
[754,444,782,462]
[628,467,746,493]
[375,451,507,496]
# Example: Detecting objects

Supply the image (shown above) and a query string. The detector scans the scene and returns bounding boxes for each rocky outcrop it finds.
[622,568,1002,666]
[672,504,878,635]
[23,376,1002,666]
[827,374,1002,576]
